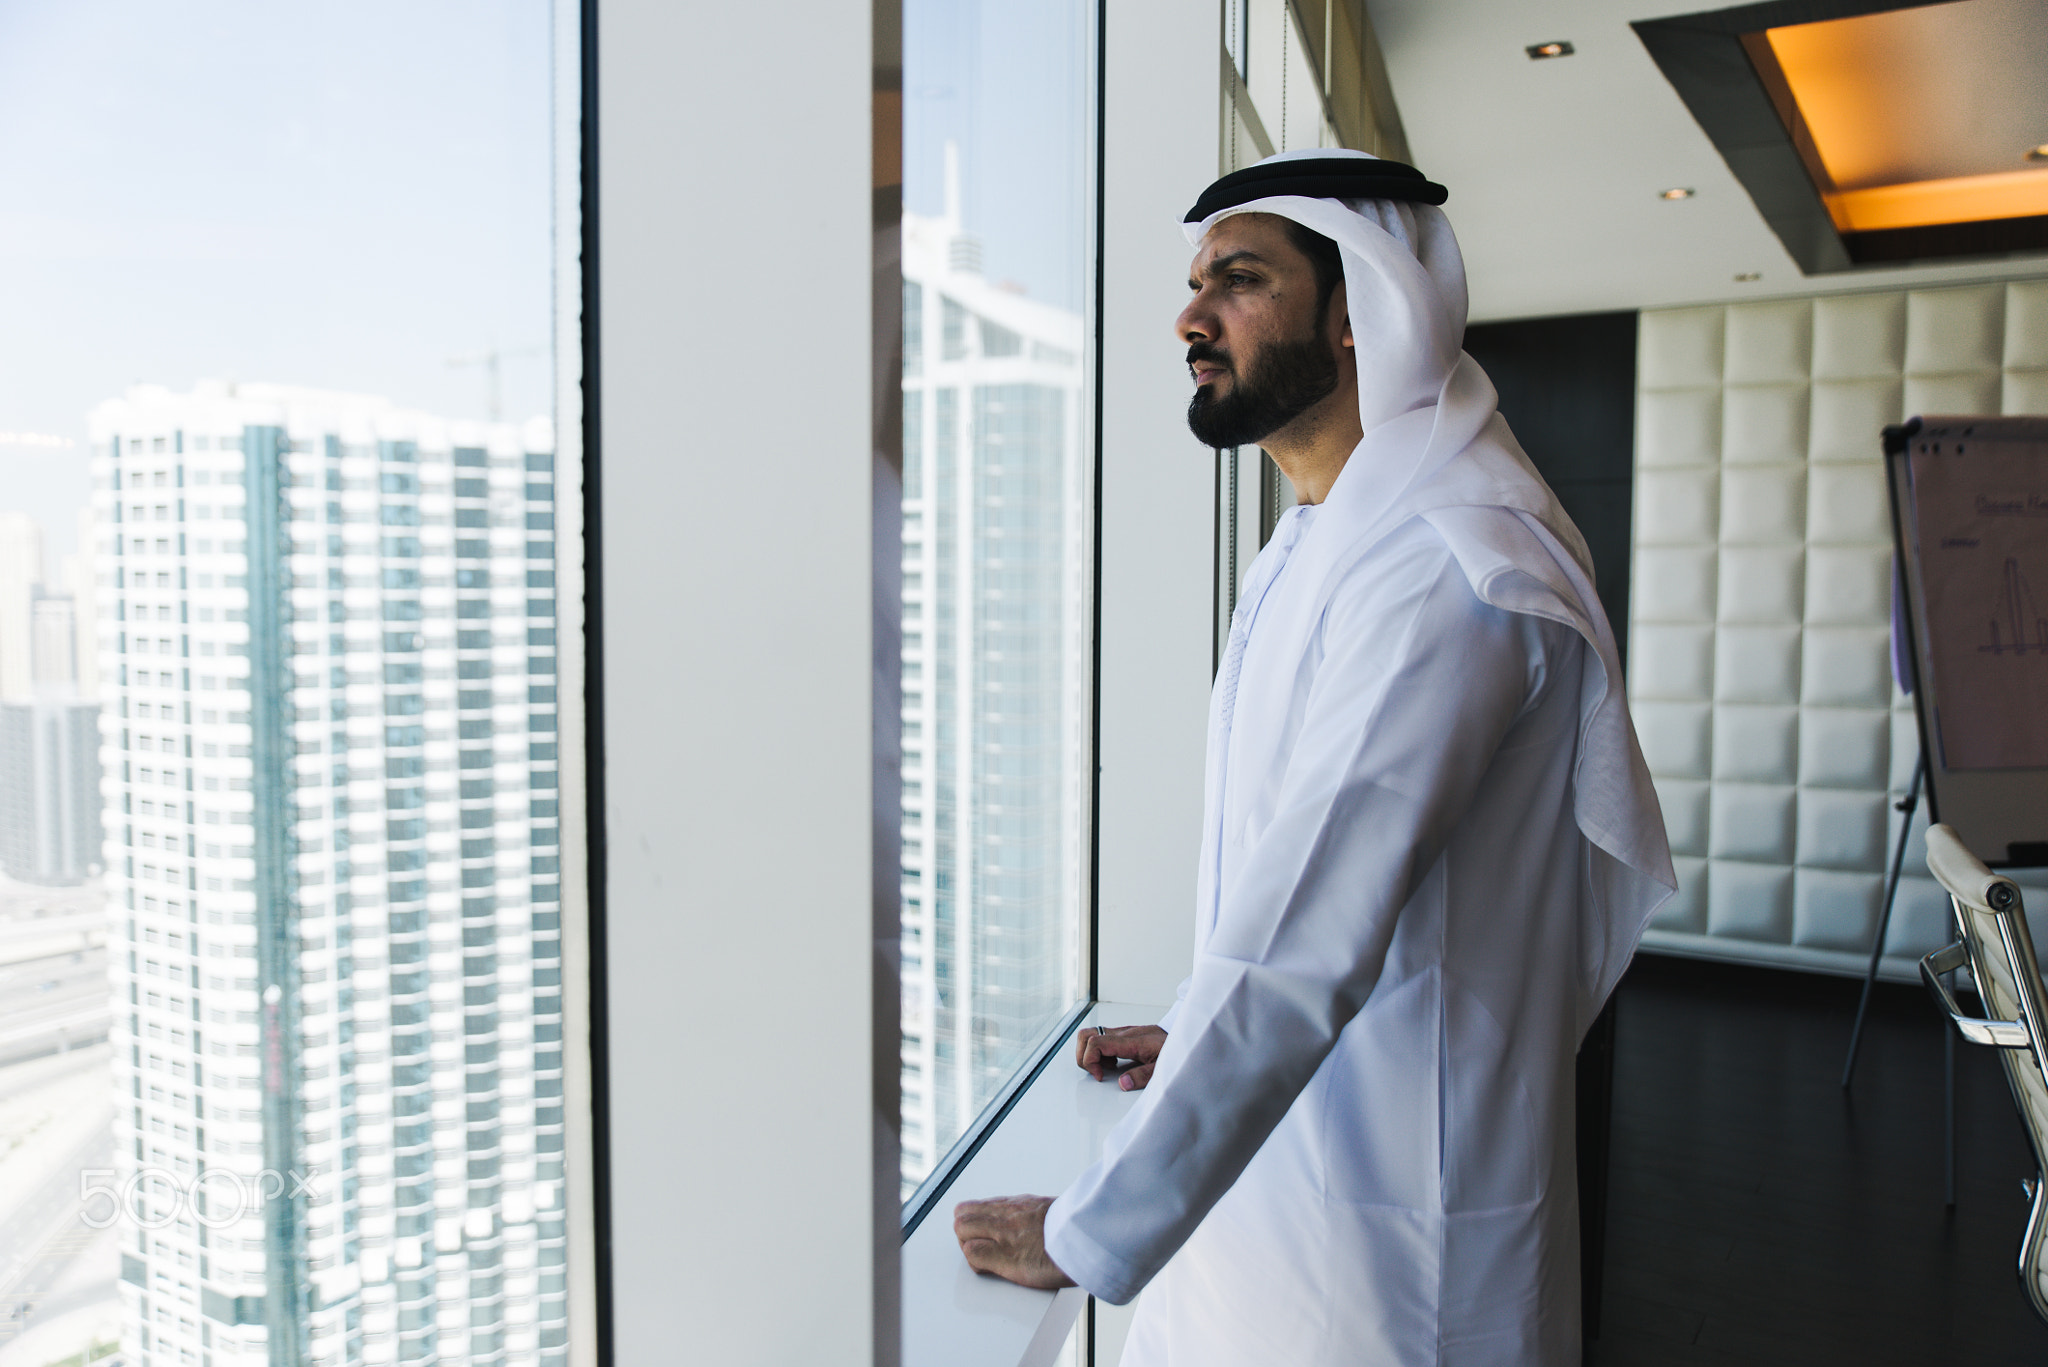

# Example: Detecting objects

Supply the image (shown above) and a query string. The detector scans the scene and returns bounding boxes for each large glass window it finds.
[898,0,1098,1198]
[0,8,576,1366]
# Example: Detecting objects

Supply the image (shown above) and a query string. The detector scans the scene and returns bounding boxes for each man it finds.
[953,148,1674,1365]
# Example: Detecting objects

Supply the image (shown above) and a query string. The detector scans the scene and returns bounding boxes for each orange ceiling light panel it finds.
[1761,0,2048,233]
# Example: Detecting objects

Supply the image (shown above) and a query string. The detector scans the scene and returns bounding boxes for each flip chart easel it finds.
[1886,415,2048,869]
[1841,416,2048,1204]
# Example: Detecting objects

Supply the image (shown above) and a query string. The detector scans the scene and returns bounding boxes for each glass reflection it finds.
[899,0,1095,1195]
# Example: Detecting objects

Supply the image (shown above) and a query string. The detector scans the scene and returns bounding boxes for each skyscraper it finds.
[898,200,1089,1190]
[0,533,104,887]
[32,591,81,693]
[0,510,45,701]
[90,381,567,1367]
[72,506,104,702]
[0,696,103,886]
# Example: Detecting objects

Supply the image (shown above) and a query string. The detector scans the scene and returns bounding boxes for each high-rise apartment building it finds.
[90,381,567,1367]
[898,204,1089,1189]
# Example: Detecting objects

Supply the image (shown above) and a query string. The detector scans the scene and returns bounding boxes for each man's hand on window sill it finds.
[953,1021,1174,1289]
[953,1195,1076,1291]
[1078,1023,1167,1090]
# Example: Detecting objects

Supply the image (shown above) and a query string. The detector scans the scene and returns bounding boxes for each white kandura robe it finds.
[1041,148,1675,1366]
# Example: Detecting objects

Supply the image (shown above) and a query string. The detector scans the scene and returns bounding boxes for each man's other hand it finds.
[953,1195,1076,1290]
[1077,1023,1167,1089]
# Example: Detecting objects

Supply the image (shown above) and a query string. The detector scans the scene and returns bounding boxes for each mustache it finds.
[1186,342,1231,370]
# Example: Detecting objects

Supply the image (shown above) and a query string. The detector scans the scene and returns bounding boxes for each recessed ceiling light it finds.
[2028,145,2048,163]
[1660,187,1695,200]
[1526,41,1574,59]
[1734,272,1762,282]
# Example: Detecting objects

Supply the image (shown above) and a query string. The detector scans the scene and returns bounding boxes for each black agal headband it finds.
[1183,156,1448,223]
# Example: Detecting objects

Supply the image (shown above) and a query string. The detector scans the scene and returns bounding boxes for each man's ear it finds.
[1332,282,1353,348]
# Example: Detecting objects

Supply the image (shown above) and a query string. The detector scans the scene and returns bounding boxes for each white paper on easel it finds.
[1912,441,2048,769]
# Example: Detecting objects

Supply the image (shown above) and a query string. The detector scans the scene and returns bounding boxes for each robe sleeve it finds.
[1154,976,1193,1033]
[1044,526,1552,1304]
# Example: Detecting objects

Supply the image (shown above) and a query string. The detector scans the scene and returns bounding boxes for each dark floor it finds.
[1586,952,2048,1366]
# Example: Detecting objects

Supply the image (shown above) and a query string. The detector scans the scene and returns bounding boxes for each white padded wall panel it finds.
[1796,789,1886,869]
[1709,860,1791,941]
[1636,468,1720,542]
[1633,278,2048,980]
[1905,372,2003,416]
[1720,467,1805,541]
[1633,626,1715,700]
[1711,705,1795,783]
[1805,547,1888,625]
[1715,628,1800,702]
[1658,779,1711,856]
[1804,459,1890,540]
[1659,856,1709,933]
[2008,281,2048,366]
[1710,784,1794,863]
[1905,285,2004,373]
[1812,293,1905,378]
[1639,306,1725,387]
[1723,386,1809,461]
[1640,390,1722,466]
[1635,548,1717,620]
[1636,701,1711,778]
[1801,628,1889,707]
[2004,279,2048,414]
[1811,380,1905,461]
[1725,301,1812,384]
[1798,708,1888,790]
[1794,869,1879,952]
[1718,548,1802,623]
[2012,372,2048,413]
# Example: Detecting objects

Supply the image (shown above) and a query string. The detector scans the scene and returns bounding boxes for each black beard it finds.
[1185,331,1341,449]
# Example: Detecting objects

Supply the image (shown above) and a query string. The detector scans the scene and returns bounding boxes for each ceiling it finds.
[1765,0,2048,191]
[1366,0,2048,322]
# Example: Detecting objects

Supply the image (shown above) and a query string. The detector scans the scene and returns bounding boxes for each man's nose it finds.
[1175,298,1214,345]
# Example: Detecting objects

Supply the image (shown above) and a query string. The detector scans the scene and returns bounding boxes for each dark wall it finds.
[1463,311,1638,664]
[1463,312,1640,1342]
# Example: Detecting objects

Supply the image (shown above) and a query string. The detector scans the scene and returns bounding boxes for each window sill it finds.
[902,1000,1167,1367]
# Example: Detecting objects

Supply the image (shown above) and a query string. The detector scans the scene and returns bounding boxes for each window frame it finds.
[583,0,898,1362]
[558,2,602,1364]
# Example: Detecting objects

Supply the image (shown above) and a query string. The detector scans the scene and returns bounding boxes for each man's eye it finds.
[1227,273,1255,286]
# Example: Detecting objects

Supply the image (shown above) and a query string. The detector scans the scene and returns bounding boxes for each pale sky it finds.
[0,0,554,572]
[903,0,1090,312]
[0,0,1093,575]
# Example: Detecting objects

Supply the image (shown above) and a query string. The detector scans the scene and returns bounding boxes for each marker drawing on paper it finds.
[1912,445,2048,770]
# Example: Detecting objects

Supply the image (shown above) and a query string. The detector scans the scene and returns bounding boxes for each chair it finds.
[1921,822,2048,1326]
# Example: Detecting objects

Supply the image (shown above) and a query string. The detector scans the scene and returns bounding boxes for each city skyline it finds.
[0,4,1094,1357]
[0,506,106,895]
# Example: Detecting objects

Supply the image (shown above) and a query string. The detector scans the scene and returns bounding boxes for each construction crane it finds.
[447,344,544,422]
